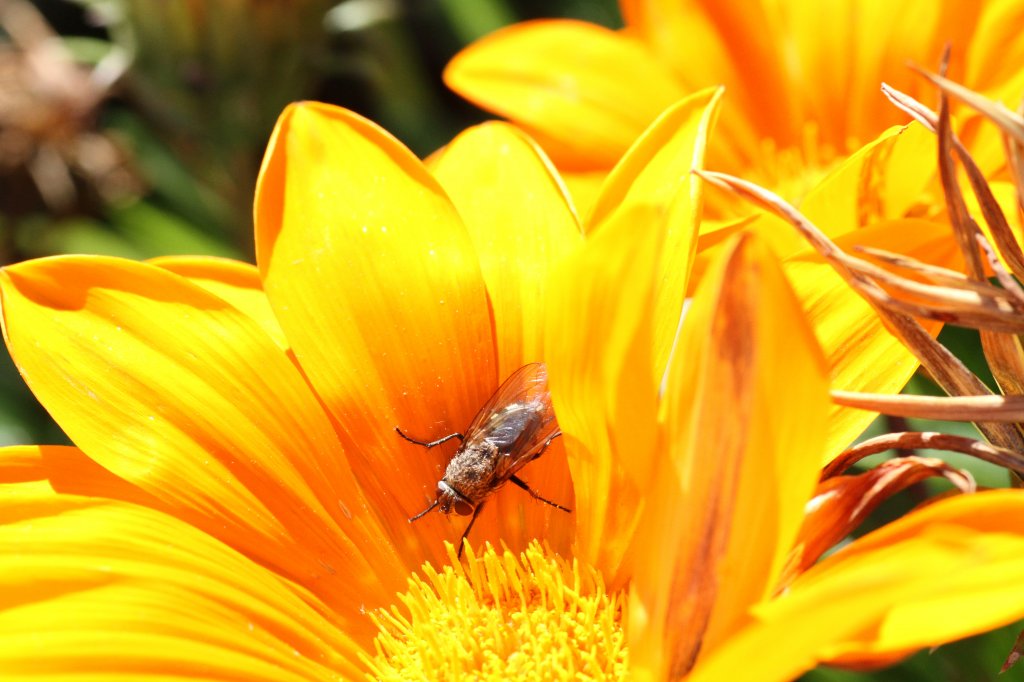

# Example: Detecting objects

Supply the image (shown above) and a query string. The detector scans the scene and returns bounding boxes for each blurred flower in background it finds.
[446,0,1024,217]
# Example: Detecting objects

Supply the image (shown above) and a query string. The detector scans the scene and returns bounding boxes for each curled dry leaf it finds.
[779,456,975,588]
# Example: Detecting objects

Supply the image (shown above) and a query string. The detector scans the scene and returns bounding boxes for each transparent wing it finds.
[461,363,559,479]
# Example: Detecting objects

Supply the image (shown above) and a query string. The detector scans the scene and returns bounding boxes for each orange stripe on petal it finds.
[967,0,1024,101]
[445,20,684,170]
[800,123,938,238]
[0,494,366,679]
[0,256,405,627]
[0,444,47,483]
[629,234,829,678]
[254,102,497,568]
[432,122,581,555]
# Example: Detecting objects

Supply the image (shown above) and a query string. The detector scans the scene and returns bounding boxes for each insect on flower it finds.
[396,362,571,556]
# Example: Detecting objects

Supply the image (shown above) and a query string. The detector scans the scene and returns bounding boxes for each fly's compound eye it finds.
[436,485,452,513]
[453,499,475,516]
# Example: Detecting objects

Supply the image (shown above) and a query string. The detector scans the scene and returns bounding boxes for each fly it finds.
[396,362,571,557]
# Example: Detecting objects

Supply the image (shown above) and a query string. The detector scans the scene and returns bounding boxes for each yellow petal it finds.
[629,234,829,678]
[431,122,581,555]
[444,20,684,170]
[559,170,608,219]
[545,205,663,584]
[689,491,1024,681]
[815,490,1024,662]
[432,121,580,377]
[687,213,805,298]
[0,256,406,622]
[966,0,1024,104]
[0,487,366,678]
[587,87,721,231]
[254,102,498,566]
[783,219,958,458]
[150,255,288,350]
[586,88,722,377]
[799,122,938,237]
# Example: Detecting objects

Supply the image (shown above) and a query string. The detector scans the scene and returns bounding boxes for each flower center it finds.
[364,542,628,680]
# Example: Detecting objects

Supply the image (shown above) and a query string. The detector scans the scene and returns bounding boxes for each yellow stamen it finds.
[365,541,627,681]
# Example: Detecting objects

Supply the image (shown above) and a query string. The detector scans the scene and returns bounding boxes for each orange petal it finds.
[780,457,975,586]
[690,490,1024,681]
[544,205,664,583]
[444,20,684,170]
[431,122,581,555]
[586,88,722,376]
[628,233,829,678]
[0,489,366,678]
[254,102,497,566]
[620,0,796,153]
[150,255,288,349]
[623,1,984,161]
[0,256,406,626]
[783,218,960,458]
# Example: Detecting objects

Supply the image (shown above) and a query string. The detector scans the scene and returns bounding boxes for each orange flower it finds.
[446,0,1024,213]
[3,100,1023,681]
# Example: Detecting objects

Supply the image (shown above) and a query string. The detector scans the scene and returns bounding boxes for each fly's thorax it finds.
[442,439,501,506]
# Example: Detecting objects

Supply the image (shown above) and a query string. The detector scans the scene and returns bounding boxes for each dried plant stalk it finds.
[822,430,1024,478]
[694,169,1024,451]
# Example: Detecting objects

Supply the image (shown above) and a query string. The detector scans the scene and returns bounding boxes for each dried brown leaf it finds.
[822,430,1024,478]
[779,456,974,588]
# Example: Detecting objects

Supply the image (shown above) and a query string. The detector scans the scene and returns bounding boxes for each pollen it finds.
[364,541,628,681]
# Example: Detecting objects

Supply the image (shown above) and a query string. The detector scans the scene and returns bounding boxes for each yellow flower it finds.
[2,99,1022,682]
[445,0,1024,214]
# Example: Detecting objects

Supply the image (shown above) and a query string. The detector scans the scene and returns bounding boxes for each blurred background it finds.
[0,1,1017,679]
[0,0,620,443]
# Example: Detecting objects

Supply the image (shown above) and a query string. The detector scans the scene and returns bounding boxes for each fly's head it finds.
[435,480,475,516]
[409,478,475,522]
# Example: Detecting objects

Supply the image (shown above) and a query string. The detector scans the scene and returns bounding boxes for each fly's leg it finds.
[457,500,485,559]
[408,498,440,523]
[395,427,465,448]
[530,430,562,461]
[509,475,572,513]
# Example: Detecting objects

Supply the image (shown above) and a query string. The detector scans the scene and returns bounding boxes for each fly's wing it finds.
[461,363,558,483]
[463,363,548,435]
